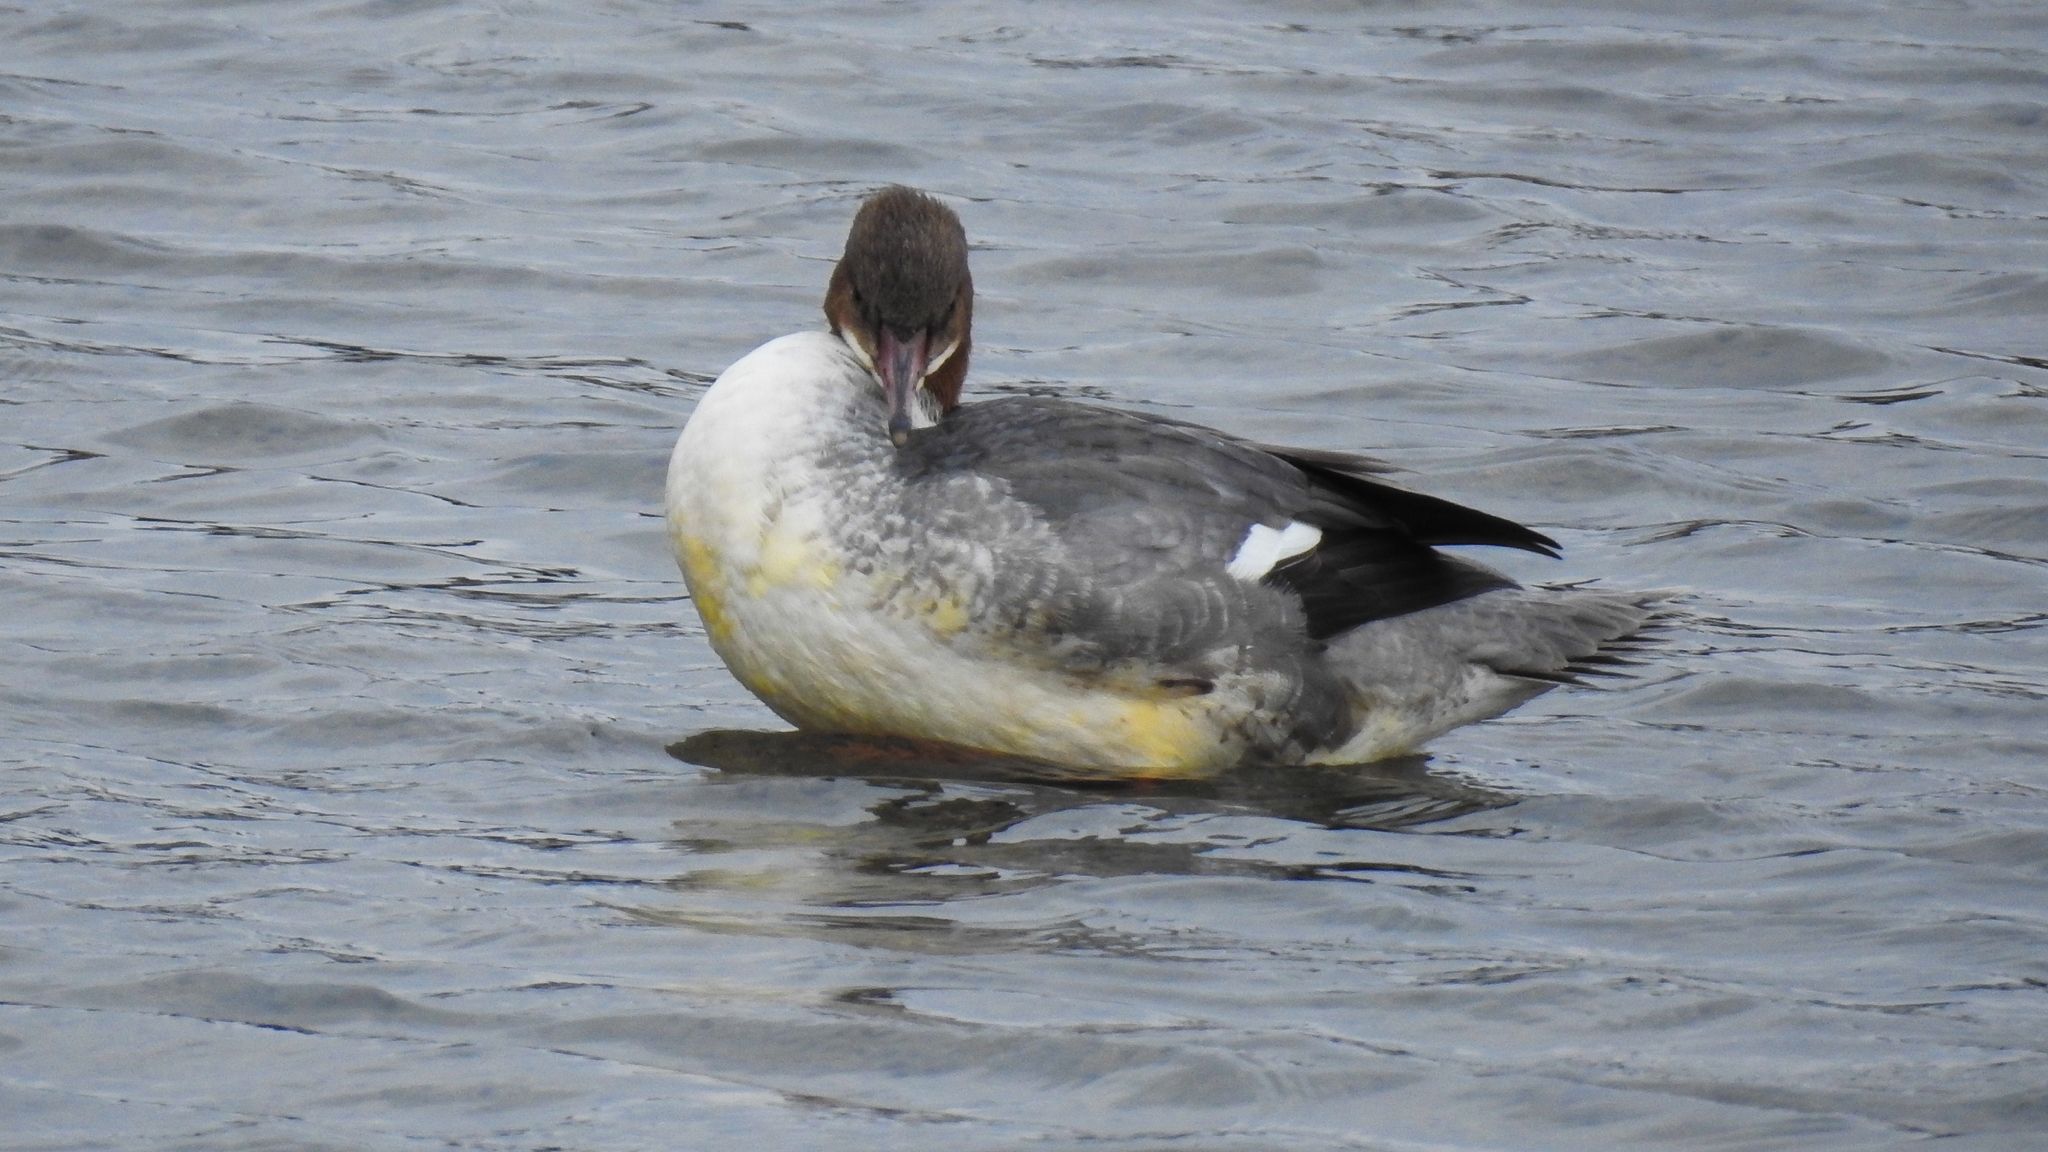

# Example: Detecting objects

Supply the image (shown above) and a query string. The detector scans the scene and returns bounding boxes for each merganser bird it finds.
[666,187,1654,777]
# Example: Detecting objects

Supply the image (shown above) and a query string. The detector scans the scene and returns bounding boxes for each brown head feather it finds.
[824,187,972,412]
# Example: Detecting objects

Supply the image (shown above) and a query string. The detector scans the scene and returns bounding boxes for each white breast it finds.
[665,333,873,703]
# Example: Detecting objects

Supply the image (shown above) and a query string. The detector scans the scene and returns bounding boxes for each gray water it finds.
[4,1,2047,1149]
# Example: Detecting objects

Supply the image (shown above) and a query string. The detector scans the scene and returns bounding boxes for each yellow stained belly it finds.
[745,525,840,598]
[677,535,1233,775]
[1065,697,1219,776]
[675,534,735,649]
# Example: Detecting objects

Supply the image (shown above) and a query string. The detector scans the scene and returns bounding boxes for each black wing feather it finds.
[1269,449,1561,557]
[1271,542,1519,642]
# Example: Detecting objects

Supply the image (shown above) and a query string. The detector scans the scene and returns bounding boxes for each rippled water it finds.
[5,1,2047,1148]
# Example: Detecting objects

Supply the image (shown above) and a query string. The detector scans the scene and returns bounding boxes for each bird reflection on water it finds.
[657,730,1513,934]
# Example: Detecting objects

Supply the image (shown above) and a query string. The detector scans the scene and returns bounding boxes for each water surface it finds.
[3,2,2046,1149]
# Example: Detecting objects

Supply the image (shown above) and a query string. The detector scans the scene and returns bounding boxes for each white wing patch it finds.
[1225,520,1322,582]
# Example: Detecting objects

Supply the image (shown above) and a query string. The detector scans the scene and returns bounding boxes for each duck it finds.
[665,186,1654,777]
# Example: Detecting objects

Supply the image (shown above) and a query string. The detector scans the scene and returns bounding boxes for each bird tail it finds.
[1308,587,1664,763]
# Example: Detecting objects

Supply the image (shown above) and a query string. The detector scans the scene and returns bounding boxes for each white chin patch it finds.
[909,386,943,430]
[841,333,878,376]
[1226,521,1322,582]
